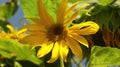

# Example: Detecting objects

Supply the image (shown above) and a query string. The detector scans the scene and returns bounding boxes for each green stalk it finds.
[60,57,64,67]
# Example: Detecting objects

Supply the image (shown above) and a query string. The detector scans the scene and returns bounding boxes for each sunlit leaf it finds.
[69,0,86,3]
[20,0,38,18]
[0,38,43,65]
[20,0,60,21]
[88,46,120,67]
[98,0,116,6]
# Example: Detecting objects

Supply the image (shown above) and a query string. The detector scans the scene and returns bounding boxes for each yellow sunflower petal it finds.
[29,18,41,24]
[17,29,27,36]
[66,36,83,60]
[28,31,46,35]
[60,41,69,62]
[65,10,79,26]
[30,18,49,27]
[37,42,53,58]
[37,0,54,25]
[30,38,48,49]
[69,33,89,48]
[0,33,9,38]
[57,0,67,23]
[70,21,99,35]
[6,25,15,33]
[47,42,60,63]
[21,24,46,32]
[65,2,78,18]
[64,4,90,26]
[20,34,46,44]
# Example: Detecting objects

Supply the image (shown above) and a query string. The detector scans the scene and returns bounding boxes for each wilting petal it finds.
[70,21,99,35]
[66,36,83,60]
[60,41,69,62]
[47,42,60,63]
[37,42,53,58]
[57,0,67,23]
[37,0,54,25]
[69,33,89,48]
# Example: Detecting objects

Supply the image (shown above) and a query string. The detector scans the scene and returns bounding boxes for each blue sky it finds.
[0,0,28,29]
[0,0,86,67]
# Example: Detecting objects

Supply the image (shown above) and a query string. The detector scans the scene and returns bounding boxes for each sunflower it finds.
[21,0,99,63]
[0,25,27,40]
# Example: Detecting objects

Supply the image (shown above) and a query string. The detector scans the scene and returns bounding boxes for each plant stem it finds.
[60,57,64,67]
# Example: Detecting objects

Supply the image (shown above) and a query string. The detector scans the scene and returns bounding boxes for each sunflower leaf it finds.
[98,0,116,6]
[88,46,120,67]
[20,0,60,22]
[68,0,88,3]
[0,38,43,65]
[20,0,38,18]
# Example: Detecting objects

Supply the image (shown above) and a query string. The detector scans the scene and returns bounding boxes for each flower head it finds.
[21,0,99,63]
[0,25,27,40]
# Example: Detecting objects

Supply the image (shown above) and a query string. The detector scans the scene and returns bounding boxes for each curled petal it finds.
[17,29,27,36]
[37,42,53,58]
[6,25,15,33]
[70,21,99,35]
[29,38,48,49]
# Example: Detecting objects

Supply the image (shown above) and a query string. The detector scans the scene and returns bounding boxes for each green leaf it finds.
[95,6,113,29]
[20,0,60,21]
[20,0,38,18]
[98,0,116,6]
[110,9,120,32]
[0,0,18,20]
[0,38,43,65]
[14,61,22,67]
[88,46,120,67]
[68,0,87,3]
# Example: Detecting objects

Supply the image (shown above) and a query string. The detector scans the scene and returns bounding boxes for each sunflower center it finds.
[46,23,67,42]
